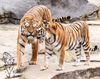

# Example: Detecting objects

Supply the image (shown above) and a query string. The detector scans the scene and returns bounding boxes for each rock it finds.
[52,67,100,79]
[0,18,9,24]
[0,60,5,68]
[0,0,100,24]
[0,54,4,68]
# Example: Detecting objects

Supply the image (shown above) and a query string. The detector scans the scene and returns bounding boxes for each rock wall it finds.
[51,67,100,79]
[0,0,100,24]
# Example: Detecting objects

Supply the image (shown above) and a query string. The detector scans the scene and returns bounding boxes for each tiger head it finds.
[31,20,57,43]
[19,16,45,43]
[44,21,57,43]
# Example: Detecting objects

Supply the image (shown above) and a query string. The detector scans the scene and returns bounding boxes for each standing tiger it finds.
[37,21,97,70]
[16,5,52,72]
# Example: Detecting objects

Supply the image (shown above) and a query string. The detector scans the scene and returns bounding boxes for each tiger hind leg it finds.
[84,51,90,65]
[83,42,90,65]
[29,41,39,65]
[83,45,98,65]
[74,44,82,66]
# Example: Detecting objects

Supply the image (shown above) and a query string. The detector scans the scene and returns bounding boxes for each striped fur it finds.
[52,16,71,23]
[16,5,52,72]
[42,21,97,70]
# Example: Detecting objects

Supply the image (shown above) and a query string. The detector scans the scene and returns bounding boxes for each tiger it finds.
[16,5,52,72]
[38,21,98,71]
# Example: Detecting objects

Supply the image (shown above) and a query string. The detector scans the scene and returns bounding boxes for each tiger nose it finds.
[29,32,33,34]
[29,32,33,35]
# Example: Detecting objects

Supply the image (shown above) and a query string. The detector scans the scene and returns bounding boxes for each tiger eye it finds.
[38,28,41,31]
[33,24,37,27]
[24,22,29,27]
[41,29,43,33]
[36,28,40,33]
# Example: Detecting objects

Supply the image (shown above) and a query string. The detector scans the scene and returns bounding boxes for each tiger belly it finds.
[46,36,83,65]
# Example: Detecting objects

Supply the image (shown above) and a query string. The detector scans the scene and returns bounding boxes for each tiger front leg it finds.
[29,40,38,65]
[16,35,26,73]
[40,53,50,71]
[57,49,65,71]
[16,43,21,72]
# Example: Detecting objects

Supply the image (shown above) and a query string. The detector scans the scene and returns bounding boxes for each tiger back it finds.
[40,21,97,71]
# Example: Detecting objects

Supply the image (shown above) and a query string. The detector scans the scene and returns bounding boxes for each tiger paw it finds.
[29,61,36,65]
[56,68,63,71]
[84,62,90,66]
[15,66,27,73]
[56,66,63,71]
[15,69,22,73]
[72,62,81,67]
[40,65,48,71]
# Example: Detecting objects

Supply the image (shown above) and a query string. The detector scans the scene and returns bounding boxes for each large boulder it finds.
[0,0,100,24]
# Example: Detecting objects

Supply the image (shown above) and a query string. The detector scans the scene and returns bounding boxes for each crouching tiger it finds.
[37,21,98,71]
[16,5,52,72]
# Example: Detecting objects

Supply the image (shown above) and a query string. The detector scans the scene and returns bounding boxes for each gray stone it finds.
[52,67,100,79]
[0,0,100,24]
[0,60,5,68]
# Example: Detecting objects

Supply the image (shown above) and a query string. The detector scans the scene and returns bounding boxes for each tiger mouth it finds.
[21,32,36,41]
[37,36,41,39]
[27,36,34,40]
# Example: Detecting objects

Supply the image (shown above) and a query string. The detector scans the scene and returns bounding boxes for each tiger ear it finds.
[24,21,29,27]
[52,23,57,30]
[52,26,57,30]
[43,20,48,29]
[43,20,47,24]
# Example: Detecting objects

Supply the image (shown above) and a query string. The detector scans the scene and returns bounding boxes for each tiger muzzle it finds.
[37,36,41,39]
[26,32,36,41]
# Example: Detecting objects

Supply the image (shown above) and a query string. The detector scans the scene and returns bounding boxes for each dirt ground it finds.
[0,20,100,79]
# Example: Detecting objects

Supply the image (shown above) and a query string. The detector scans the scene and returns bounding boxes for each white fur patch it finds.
[19,28,22,34]
[25,44,32,54]
[25,22,29,27]
[33,24,37,27]
[19,39,25,45]
[53,41,58,46]
[55,44,61,51]
[46,49,52,54]
[45,53,50,65]
[28,36,34,40]
[46,32,50,39]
